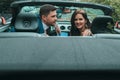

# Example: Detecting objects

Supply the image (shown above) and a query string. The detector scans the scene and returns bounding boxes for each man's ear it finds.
[42,15,46,20]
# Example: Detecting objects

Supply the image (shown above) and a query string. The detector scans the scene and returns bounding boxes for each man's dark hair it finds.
[39,4,57,18]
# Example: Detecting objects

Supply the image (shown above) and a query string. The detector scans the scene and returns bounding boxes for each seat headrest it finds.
[91,16,114,34]
[15,12,38,32]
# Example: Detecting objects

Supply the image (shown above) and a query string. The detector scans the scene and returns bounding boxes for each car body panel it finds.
[0,35,120,70]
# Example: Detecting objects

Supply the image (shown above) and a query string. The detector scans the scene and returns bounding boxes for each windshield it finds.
[57,6,104,22]
[21,6,105,22]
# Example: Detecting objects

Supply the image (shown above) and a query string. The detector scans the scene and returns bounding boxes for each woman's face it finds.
[74,13,86,29]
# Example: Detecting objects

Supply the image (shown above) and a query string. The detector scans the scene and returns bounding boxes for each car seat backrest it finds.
[91,16,114,34]
[14,12,39,32]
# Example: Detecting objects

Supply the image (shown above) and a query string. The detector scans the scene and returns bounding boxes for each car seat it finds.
[91,16,114,34]
[14,11,39,32]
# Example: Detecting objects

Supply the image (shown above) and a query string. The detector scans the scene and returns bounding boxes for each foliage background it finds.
[81,0,120,22]
[0,0,120,22]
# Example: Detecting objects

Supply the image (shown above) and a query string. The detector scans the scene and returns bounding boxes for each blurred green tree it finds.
[81,0,120,22]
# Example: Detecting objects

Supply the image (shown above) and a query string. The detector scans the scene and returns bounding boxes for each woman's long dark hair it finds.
[70,10,91,36]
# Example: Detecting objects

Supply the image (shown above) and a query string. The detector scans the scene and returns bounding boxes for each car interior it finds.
[91,16,114,34]
[9,6,116,36]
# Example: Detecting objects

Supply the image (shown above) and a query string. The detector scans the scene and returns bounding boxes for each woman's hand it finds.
[82,29,92,36]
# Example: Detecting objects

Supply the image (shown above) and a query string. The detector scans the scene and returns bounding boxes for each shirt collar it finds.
[42,22,49,31]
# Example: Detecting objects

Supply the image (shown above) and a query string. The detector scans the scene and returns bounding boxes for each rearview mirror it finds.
[63,8,71,13]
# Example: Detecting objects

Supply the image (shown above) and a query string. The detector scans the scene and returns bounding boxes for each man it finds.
[39,4,61,36]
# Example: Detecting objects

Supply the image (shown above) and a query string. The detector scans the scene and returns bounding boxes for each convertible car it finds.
[0,0,120,80]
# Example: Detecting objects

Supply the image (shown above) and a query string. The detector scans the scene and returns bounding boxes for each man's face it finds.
[43,10,57,26]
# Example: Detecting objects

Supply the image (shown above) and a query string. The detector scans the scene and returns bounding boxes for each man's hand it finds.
[54,24,61,35]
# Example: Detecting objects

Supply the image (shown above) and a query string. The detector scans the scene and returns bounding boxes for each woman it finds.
[70,10,92,36]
